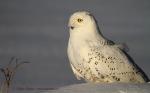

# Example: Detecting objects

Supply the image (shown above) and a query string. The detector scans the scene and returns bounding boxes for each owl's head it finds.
[68,11,96,30]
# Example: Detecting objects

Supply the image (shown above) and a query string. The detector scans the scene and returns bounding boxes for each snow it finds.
[43,83,150,93]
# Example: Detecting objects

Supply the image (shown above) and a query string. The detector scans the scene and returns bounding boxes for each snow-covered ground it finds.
[45,83,150,93]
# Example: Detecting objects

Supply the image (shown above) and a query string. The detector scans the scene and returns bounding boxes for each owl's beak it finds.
[70,26,74,30]
[68,24,74,30]
[68,20,75,30]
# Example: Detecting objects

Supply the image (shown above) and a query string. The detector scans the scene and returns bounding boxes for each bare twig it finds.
[8,57,15,66]
[15,61,30,70]
[0,57,30,93]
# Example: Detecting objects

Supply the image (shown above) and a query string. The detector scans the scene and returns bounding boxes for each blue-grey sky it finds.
[0,0,150,88]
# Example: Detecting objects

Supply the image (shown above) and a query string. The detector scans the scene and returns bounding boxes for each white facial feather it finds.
[68,11,94,28]
[68,11,106,45]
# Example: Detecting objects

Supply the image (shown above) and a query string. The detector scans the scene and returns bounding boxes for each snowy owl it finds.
[67,11,149,83]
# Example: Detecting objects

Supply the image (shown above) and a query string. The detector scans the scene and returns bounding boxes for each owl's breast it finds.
[67,38,91,67]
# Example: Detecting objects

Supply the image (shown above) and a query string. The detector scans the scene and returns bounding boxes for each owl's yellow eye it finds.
[77,18,83,23]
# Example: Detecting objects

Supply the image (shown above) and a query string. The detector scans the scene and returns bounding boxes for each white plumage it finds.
[67,11,149,83]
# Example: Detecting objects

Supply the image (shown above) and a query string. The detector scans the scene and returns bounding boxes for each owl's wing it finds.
[70,63,82,80]
[106,39,129,52]
[114,43,129,52]
[80,44,146,83]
